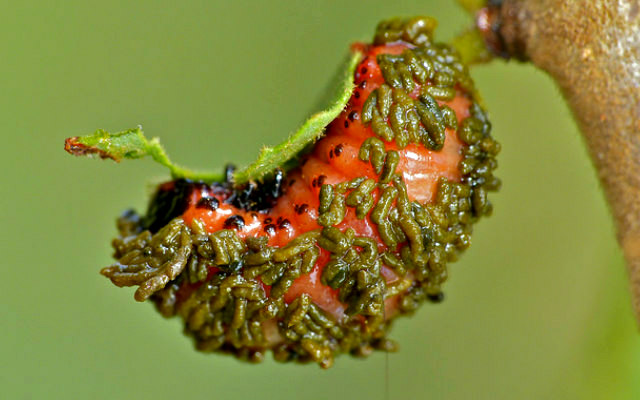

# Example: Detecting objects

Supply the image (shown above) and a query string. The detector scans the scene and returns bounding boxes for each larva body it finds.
[101,17,500,368]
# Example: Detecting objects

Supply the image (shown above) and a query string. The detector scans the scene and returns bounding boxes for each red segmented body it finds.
[180,42,469,321]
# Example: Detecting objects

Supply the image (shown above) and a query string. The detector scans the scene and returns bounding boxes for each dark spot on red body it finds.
[196,196,220,211]
[264,224,276,235]
[334,144,344,156]
[223,215,245,230]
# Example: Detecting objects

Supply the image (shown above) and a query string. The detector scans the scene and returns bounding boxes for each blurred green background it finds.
[2,1,639,399]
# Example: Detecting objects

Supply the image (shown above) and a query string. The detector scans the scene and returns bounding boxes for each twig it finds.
[475,0,640,323]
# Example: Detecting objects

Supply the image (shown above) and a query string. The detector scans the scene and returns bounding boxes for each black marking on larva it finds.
[344,120,349,128]
[348,111,358,122]
[196,196,219,211]
[361,67,368,75]
[354,91,360,99]
[359,81,367,89]
[278,218,291,229]
[264,224,276,235]
[317,175,327,186]
[295,204,309,215]
[228,168,285,212]
[223,215,245,230]
[334,144,344,156]
[141,178,197,233]
[312,177,318,188]
[329,149,335,159]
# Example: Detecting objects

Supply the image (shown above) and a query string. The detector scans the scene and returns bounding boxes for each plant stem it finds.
[477,0,640,324]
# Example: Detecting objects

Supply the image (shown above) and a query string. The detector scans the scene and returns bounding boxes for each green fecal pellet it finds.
[380,150,399,184]
[359,137,386,173]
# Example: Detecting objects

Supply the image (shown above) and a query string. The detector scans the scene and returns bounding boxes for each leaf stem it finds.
[64,51,363,185]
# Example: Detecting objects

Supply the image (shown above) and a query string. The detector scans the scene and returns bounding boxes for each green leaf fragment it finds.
[64,127,224,182]
[64,50,363,185]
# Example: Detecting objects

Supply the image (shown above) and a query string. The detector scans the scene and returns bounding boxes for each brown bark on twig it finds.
[480,0,640,322]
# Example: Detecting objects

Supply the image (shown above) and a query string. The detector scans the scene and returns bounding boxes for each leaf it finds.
[64,127,225,182]
[233,50,363,184]
[64,50,363,185]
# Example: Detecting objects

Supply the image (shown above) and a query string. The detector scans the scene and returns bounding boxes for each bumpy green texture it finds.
[99,17,500,368]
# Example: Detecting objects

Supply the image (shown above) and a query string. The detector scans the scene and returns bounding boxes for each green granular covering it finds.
[373,16,438,47]
[103,218,192,302]
[101,16,500,369]
[362,46,465,150]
